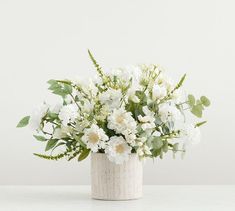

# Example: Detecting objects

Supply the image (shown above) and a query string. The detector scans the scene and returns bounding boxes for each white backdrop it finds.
[0,0,234,185]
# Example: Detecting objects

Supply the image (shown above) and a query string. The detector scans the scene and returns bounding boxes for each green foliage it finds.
[47,80,72,98]
[17,116,30,128]
[191,105,203,118]
[152,137,163,149]
[88,49,104,78]
[34,152,67,161]
[73,134,86,148]
[200,96,210,107]
[187,94,210,118]
[33,135,47,141]
[45,139,59,151]
[195,121,207,127]
[188,94,195,106]
[176,74,186,90]
[78,148,90,161]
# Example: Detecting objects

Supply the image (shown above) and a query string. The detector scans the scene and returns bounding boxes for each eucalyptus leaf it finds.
[17,116,30,128]
[200,96,210,107]
[45,139,59,151]
[33,135,47,141]
[188,94,195,106]
[152,137,163,149]
[191,105,202,118]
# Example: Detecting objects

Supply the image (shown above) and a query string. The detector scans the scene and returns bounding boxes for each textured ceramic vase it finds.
[91,153,143,200]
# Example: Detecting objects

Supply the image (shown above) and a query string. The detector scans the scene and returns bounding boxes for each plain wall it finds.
[0,0,234,185]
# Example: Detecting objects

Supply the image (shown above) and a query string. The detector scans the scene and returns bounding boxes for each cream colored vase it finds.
[91,153,143,200]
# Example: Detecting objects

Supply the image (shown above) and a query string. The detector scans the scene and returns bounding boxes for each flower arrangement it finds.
[17,51,210,164]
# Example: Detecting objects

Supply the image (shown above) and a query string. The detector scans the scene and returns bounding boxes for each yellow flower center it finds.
[116,114,125,124]
[88,132,99,144]
[115,144,125,154]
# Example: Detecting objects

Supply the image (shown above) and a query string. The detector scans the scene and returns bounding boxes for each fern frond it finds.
[87,49,104,77]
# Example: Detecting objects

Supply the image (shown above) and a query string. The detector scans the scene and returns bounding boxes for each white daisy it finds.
[138,106,156,130]
[81,124,108,152]
[58,104,79,125]
[105,136,131,164]
[107,107,137,135]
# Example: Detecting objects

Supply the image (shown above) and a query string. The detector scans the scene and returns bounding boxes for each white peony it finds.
[99,88,122,110]
[30,103,49,130]
[58,104,79,125]
[158,103,181,123]
[81,124,108,152]
[107,107,137,135]
[152,84,167,100]
[138,106,156,130]
[105,136,131,164]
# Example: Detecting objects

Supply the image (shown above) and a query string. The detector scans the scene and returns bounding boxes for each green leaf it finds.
[73,134,86,148]
[152,137,163,149]
[195,121,207,127]
[88,49,104,77]
[200,96,210,107]
[45,139,59,151]
[175,74,186,90]
[17,116,30,128]
[33,135,47,141]
[191,105,202,118]
[78,149,90,161]
[188,94,195,106]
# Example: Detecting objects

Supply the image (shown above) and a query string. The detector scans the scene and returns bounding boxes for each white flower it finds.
[30,103,49,130]
[53,126,73,139]
[107,107,137,135]
[152,84,167,100]
[80,99,94,113]
[73,77,98,97]
[99,88,122,110]
[58,104,78,125]
[81,124,108,152]
[138,106,155,130]
[158,103,181,123]
[105,136,131,164]
[182,124,201,146]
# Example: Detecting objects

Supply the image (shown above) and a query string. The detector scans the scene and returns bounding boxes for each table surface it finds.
[0,186,235,211]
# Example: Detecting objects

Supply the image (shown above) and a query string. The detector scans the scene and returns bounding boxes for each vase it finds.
[91,152,143,200]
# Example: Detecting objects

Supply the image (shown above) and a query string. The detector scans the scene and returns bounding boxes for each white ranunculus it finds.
[51,102,63,114]
[107,107,137,135]
[105,136,131,164]
[81,124,108,152]
[58,104,79,125]
[30,103,49,130]
[158,103,181,123]
[182,124,201,146]
[138,106,155,130]
[99,88,122,110]
[152,84,167,100]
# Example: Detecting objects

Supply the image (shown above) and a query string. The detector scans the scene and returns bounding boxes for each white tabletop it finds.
[0,186,234,211]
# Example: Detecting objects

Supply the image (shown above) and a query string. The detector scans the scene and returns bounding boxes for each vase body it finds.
[91,152,143,200]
